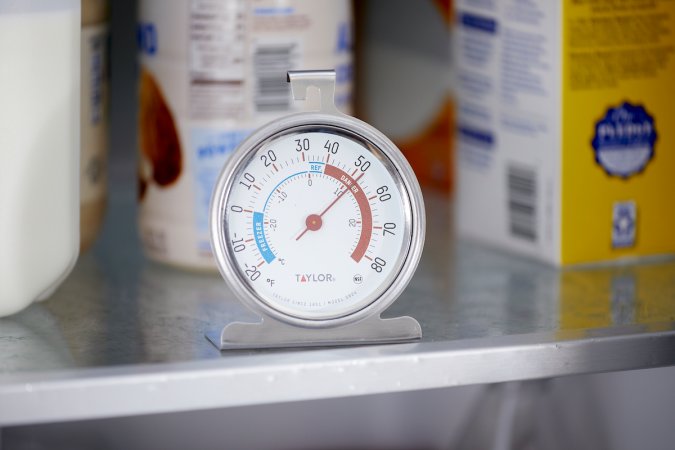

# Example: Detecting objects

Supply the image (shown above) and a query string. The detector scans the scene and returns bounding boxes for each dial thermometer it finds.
[208,70,425,349]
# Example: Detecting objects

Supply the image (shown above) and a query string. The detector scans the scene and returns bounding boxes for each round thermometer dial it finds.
[212,117,425,326]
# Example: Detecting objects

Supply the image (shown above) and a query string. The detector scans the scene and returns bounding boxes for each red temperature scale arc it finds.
[253,162,373,266]
[296,164,373,262]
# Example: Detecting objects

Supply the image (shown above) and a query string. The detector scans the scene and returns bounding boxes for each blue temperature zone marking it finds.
[253,212,275,264]
[255,161,326,264]
[309,162,325,173]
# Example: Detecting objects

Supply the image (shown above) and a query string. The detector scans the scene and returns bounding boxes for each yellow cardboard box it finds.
[456,0,675,265]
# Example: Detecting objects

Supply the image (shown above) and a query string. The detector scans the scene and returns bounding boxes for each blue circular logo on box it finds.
[592,102,657,179]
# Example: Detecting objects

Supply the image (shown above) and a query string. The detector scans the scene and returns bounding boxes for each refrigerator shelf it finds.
[1,185,674,427]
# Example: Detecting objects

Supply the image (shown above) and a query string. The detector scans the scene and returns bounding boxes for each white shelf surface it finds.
[1,187,674,427]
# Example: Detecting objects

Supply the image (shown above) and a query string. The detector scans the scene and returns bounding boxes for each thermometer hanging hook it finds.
[287,70,341,115]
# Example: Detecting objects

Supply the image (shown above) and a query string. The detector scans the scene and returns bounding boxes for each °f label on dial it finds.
[225,129,409,320]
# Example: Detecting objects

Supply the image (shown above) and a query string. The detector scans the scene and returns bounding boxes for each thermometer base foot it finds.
[206,315,422,350]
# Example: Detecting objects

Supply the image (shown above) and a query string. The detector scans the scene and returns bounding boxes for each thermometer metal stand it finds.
[207,71,422,350]
[207,314,422,350]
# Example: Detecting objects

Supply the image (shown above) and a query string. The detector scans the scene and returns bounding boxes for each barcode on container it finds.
[507,165,537,242]
[253,42,298,113]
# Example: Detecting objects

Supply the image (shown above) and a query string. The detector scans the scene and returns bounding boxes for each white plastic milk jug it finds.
[0,0,81,317]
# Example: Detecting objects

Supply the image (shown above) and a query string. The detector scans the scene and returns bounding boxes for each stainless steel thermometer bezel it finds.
[207,70,425,348]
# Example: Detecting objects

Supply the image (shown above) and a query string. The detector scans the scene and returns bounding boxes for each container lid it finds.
[0,0,79,14]
[82,0,108,26]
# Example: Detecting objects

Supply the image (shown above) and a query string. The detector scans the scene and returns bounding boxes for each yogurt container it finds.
[137,0,354,270]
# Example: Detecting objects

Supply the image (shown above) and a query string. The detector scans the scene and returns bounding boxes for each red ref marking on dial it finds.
[323,164,373,262]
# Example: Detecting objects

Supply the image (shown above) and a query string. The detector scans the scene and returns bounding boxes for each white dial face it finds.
[223,126,411,320]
